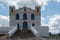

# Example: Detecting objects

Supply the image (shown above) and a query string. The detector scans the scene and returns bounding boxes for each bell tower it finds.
[35,6,41,26]
[35,6,41,13]
[9,6,15,16]
[9,6,16,26]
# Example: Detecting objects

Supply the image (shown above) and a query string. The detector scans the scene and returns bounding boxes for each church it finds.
[9,5,49,37]
[0,5,49,38]
[10,5,41,30]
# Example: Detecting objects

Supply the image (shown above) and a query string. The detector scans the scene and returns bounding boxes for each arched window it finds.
[31,14,35,20]
[32,23,35,26]
[23,14,27,20]
[16,14,19,20]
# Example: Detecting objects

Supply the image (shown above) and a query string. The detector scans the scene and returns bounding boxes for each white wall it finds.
[0,26,16,34]
[31,26,49,37]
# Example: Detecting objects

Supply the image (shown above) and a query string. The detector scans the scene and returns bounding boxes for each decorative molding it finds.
[10,13,16,16]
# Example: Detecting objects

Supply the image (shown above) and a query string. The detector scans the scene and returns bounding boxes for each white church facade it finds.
[0,5,49,38]
[10,5,41,30]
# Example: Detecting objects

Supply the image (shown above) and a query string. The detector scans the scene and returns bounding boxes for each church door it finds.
[23,22,28,30]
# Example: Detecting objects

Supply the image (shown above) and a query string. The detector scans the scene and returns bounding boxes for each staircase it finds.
[10,30,35,38]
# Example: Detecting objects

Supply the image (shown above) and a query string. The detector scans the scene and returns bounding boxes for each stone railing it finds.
[30,26,40,38]
[8,26,17,37]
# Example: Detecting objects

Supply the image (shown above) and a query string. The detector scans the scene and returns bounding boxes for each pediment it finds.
[16,7,35,13]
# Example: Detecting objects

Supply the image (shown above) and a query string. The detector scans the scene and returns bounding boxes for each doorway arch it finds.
[23,21,28,30]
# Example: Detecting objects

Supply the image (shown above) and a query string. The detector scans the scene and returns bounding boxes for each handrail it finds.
[8,26,17,37]
[8,27,16,34]
[31,26,38,33]
[30,26,40,38]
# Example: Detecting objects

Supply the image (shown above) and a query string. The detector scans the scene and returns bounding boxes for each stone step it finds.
[10,30,35,39]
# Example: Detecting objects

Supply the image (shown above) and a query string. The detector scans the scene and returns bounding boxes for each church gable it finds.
[16,7,35,13]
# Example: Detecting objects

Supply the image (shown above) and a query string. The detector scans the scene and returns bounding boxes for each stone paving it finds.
[0,37,60,40]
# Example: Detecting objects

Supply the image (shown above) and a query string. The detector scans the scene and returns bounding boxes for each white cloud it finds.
[41,14,60,34]
[36,0,48,5]
[0,0,50,11]
[41,17,48,26]
[48,14,60,34]
[0,0,60,10]
[49,15,60,28]
[0,3,5,9]
[41,17,44,26]
[0,15,9,27]
[36,0,49,10]
[0,15,9,21]
[5,0,19,6]
[57,0,60,2]
[49,29,60,34]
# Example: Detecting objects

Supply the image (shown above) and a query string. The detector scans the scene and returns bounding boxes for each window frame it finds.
[23,14,27,20]
[31,14,35,20]
[16,14,19,20]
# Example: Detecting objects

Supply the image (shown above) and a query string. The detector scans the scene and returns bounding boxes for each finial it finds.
[24,4,26,7]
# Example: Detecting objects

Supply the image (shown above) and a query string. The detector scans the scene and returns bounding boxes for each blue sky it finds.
[0,2,9,16]
[0,0,60,34]
[42,1,60,24]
